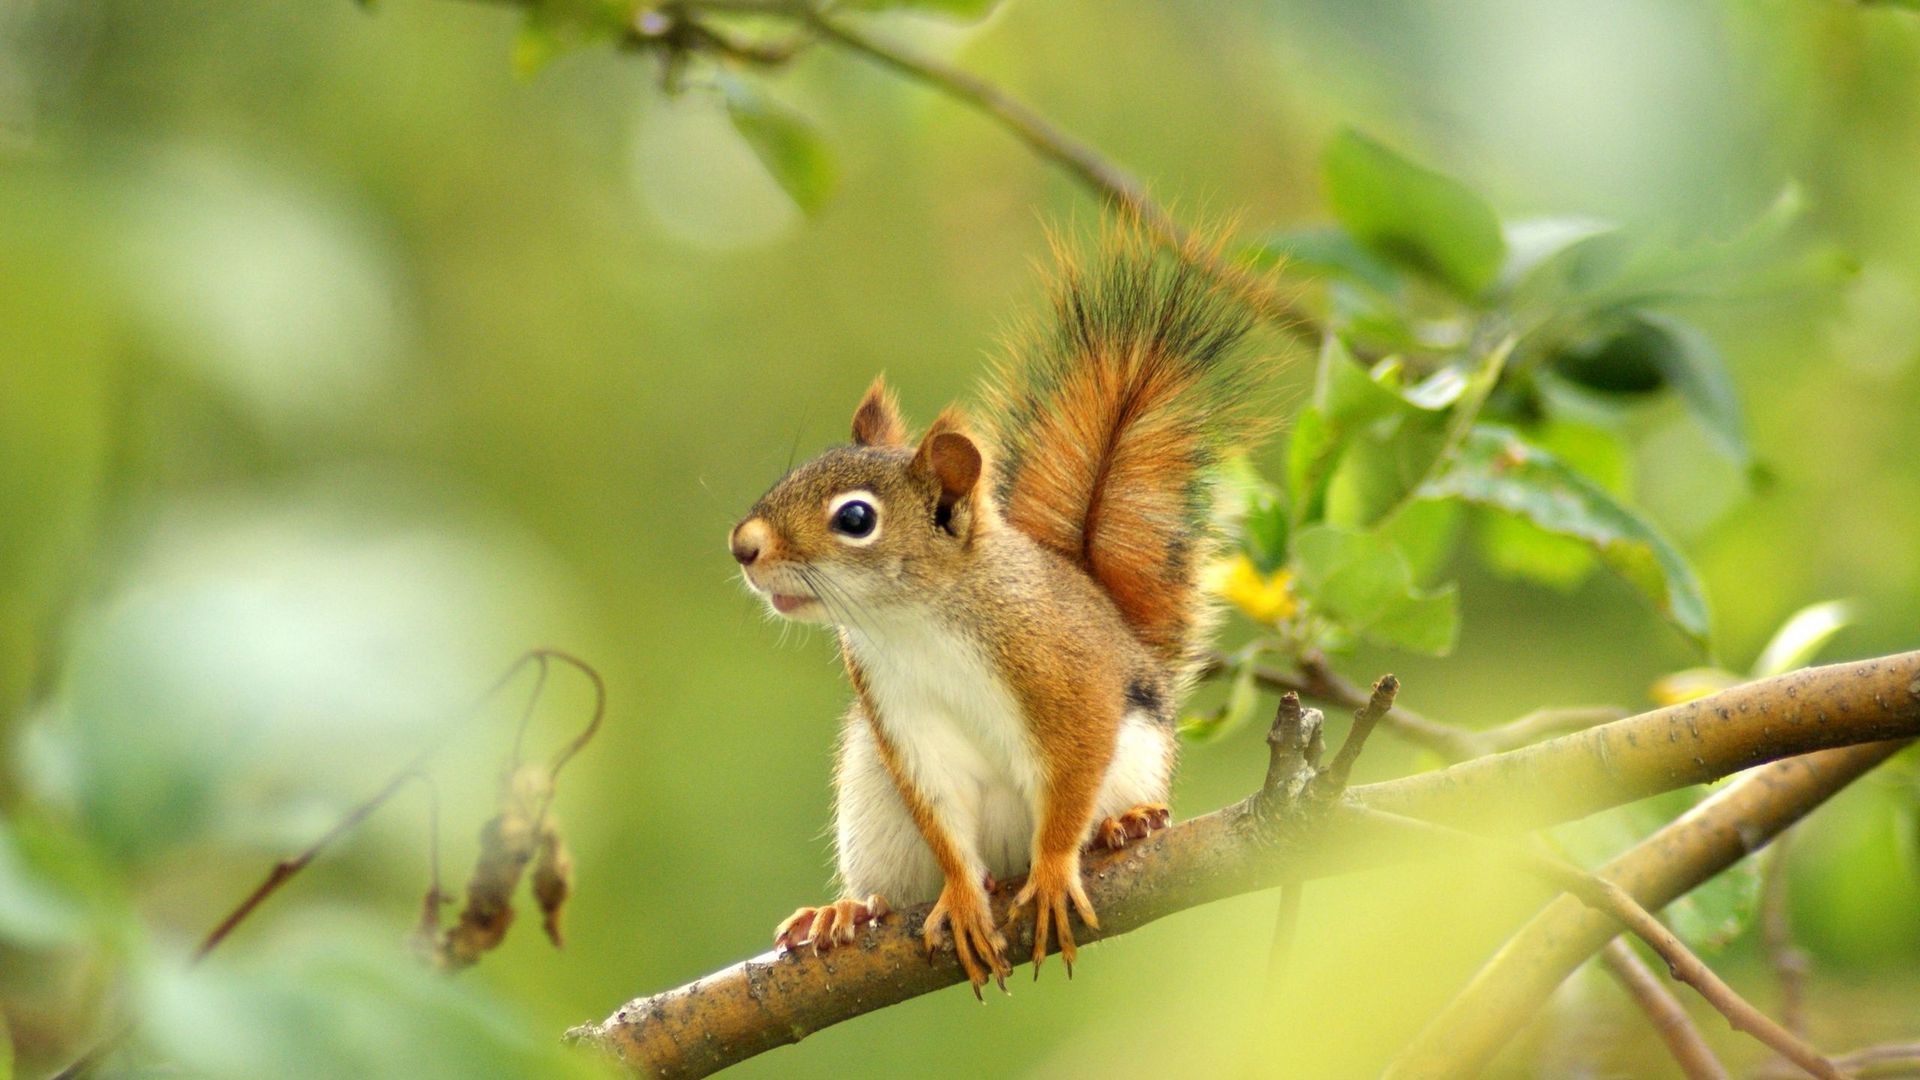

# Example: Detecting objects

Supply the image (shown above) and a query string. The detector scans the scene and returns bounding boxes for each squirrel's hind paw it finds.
[924,883,1010,998]
[1007,864,1098,978]
[1090,803,1172,851]
[773,894,889,954]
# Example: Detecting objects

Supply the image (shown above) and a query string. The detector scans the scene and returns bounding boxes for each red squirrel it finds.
[729,238,1262,993]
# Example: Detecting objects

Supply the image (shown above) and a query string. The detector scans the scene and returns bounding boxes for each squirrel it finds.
[729,237,1262,993]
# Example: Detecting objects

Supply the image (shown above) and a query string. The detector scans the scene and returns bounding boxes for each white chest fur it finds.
[847,614,1042,879]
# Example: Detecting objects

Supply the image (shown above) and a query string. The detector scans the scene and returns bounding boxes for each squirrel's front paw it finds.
[1006,855,1098,978]
[773,894,889,954]
[924,880,1010,998]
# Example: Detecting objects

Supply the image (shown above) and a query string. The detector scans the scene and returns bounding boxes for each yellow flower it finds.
[1649,667,1741,707]
[1208,553,1298,624]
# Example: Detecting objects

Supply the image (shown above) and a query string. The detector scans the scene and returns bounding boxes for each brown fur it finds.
[851,376,909,448]
[985,237,1258,670]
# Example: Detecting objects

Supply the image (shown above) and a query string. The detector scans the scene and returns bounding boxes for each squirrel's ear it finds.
[913,412,983,535]
[851,376,908,448]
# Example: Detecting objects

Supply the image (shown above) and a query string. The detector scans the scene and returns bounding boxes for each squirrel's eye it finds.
[830,499,877,538]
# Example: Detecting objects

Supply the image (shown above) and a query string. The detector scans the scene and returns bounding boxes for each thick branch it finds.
[569,652,1920,1078]
[1384,736,1913,1080]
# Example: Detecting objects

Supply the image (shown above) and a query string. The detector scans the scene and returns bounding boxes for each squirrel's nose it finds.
[731,518,771,566]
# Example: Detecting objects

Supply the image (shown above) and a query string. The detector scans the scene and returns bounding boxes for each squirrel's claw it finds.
[924,882,1010,997]
[1008,863,1099,979]
[773,894,888,955]
[1090,803,1172,852]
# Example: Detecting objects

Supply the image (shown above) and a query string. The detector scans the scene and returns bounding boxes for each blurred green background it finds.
[3,1,1919,1077]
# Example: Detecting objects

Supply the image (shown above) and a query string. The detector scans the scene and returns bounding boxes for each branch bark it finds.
[568,652,1920,1078]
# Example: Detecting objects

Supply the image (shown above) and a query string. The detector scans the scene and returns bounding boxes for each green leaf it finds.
[1285,402,1333,522]
[1367,582,1461,655]
[1474,511,1597,590]
[1323,129,1506,299]
[1497,216,1616,296]
[722,81,839,215]
[1668,856,1763,953]
[1242,489,1290,575]
[1376,497,1463,584]
[1243,227,1403,297]
[1422,425,1711,648]
[1290,332,1512,526]
[1751,600,1856,679]
[1548,313,1751,464]
[1215,455,1289,572]
[1547,318,1668,396]
[2,1005,12,1080]
[1305,338,1510,530]
[1637,312,1752,465]
[1291,524,1459,655]
[1468,419,1631,590]
[1545,185,1809,311]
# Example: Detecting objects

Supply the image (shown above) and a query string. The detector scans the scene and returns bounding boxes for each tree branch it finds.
[1383,736,1914,1080]
[783,7,1317,339]
[1598,938,1729,1080]
[460,0,1323,340]
[567,652,1920,1079]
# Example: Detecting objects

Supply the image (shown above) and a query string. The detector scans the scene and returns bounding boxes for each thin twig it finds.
[1833,1043,1920,1078]
[1761,1042,1920,1080]
[194,648,598,959]
[1204,651,1481,760]
[786,6,1316,340]
[195,769,440,961]
[1598,938,1730,1080]
[1259,691,1323,802]
[1315,655,1622,760]
[1312,673,1398,795]
[1347,806,1843,1079]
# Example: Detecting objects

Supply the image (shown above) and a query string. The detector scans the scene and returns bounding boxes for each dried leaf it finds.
[437,766,550,970]
[532,825,573,949]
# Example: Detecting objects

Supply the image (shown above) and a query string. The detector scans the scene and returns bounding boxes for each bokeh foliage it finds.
[3,0,1920,1077]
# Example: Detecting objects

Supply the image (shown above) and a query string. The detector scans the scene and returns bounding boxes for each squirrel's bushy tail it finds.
[985,235,1264,669]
